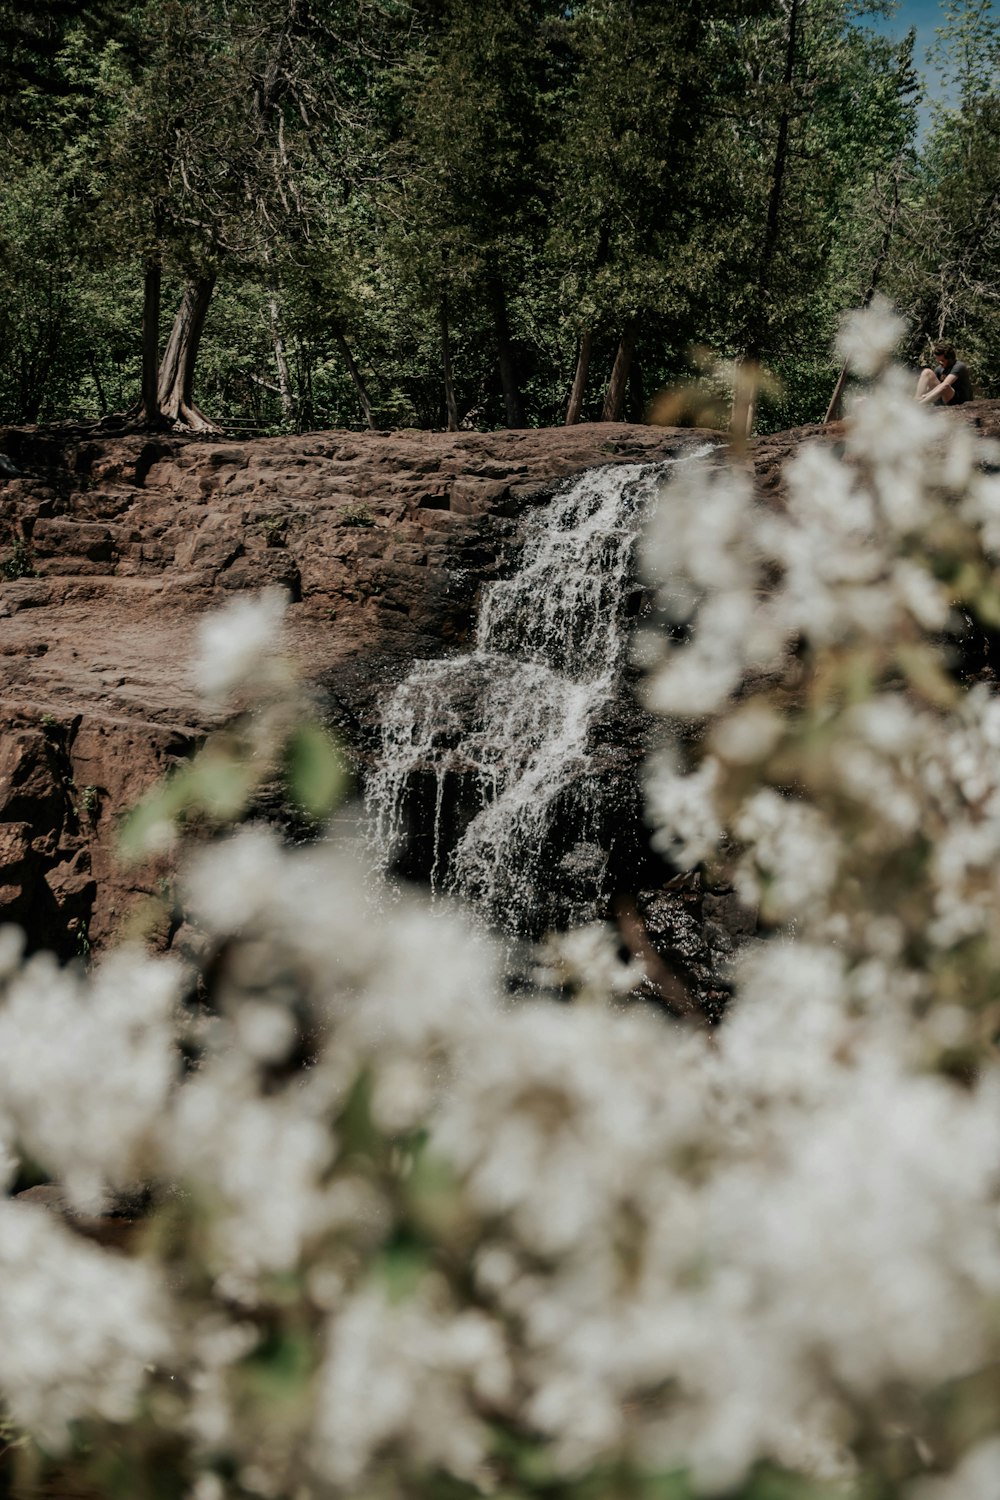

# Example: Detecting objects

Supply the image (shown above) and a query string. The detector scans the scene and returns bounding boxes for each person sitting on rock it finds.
[915,342,973,406]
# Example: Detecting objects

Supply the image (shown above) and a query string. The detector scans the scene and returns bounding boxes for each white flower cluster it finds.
[0,1199,169,1446]
[643,347,1000,988]
[0,330,999,1498]
[0,937,180,1212]
[3,819,999,1493]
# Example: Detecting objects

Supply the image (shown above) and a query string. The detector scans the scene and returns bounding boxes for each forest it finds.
[11,4,1000,1499]
[3,0,998,437]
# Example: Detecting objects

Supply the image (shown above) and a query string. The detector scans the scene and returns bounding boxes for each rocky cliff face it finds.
[0,422,709,959]
[4,407,996,1008]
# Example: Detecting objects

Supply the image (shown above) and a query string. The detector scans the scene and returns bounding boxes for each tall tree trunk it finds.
[728,361,759,456]
[565,329,593,425]
[334,327,376,430]
[565,222,610,424]
[738,0,799,437]
[267,290,295,425]
[157,276,217,431]
[140,256,162,424]
[823,365,850,426]
[824,156,904,423]
[756,0,798,336]
[489,277,524,427]
[601,322,639,422]
[440,296,459,432]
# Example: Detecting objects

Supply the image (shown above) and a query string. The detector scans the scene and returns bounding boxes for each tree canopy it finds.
[0,0,992,434]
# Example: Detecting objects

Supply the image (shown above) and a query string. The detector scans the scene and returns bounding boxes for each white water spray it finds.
[365,455,703,933]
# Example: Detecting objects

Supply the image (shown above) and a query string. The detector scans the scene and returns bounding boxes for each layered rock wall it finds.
[0,422,709,956]
[6,406,995,1000]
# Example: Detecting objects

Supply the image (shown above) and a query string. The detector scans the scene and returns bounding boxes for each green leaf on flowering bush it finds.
[376,1233,431,1303]
[184,747,258,819]
[406,1149,464,1239]
[242,1330,314,1401]
[339,1071,380,1156]
[118,749,257,861]
[492,1430,560,1486]
[117,773,192,862]
[742,1464,852,1499]
[638,1472,695,1500]
[897,644,958,708]
[285,722,347,818]
[974,584,1000,628]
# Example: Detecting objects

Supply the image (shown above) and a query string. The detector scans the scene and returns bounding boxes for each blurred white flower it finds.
[312,1288,510,1487]
[0,1202,169,1445]
[908,1439,1000,1500]
[836,295,906,376]
[0,924,24,979]
[0,948,180,1211]
[193,587,288,701]
[537,922,645,1000]
[646,752,722,866]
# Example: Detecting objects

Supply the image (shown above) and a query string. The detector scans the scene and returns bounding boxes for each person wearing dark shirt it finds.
[915,342,973,406]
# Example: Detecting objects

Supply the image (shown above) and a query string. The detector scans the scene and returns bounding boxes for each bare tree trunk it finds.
[743,384,758,442]
[440,297,459,432]
[140,256,162,423]
[601,323,639,422]
[825,157,904,423]
[757,0,798,323]
[823,365,850,425]
[738,0,799,437]
[565,329,593,425]
[489,277,524,427]
[267,291,295,425]
[566,222,610,424]
[334,328,376,430]
[728,361,760,458]
[157,276,218,431]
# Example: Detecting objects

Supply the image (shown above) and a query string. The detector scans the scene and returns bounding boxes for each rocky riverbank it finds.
[3,406,997,1008]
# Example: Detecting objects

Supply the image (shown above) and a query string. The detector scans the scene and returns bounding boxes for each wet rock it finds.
[10,405,996,971]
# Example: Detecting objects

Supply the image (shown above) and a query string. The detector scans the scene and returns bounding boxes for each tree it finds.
[547,0,750,424]
[379,0,554,429]
[713,0,917,431]
[888,2,1000,391]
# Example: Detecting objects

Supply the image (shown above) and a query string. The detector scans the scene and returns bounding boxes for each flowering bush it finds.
[4,306,1000,1498]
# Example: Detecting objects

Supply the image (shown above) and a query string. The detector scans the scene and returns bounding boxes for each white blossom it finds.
[0,947,180,1211]
[312,1287,510,1488]
[193,586,289,701]
[909,1439,1000,1500]
[0,1201,169,1445]
[835,295,906,376]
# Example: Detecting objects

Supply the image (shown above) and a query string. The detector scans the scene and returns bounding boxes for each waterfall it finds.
[365,455,701,934]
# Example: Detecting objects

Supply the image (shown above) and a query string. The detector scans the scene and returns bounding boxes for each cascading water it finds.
[365,455,702,935]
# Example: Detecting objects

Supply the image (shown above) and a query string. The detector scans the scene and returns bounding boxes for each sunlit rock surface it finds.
[2,405,995,982]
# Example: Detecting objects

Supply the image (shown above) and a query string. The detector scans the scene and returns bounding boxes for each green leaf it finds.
[241,1330,314,1403]
[118,750,257,862]
[285,723,347,818]
[117,774,192,862]
[376,1234,431,1304]
[185,748,257,820]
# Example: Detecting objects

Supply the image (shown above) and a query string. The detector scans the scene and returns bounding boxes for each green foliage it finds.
[0,0,981,434]
[0,538,34,579]
[283,723,346,820]
[338,501,375,527]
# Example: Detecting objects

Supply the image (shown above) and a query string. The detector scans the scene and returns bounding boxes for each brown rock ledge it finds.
[0,422,714,953]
